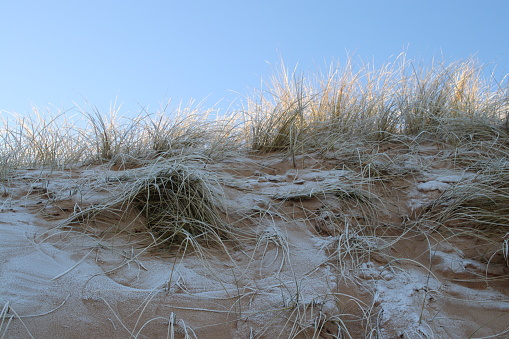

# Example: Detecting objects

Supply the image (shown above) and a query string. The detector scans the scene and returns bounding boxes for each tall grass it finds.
[0,109,87,169]
[1,54,507,172]
[0,101,243,174]
[245,55,507,155]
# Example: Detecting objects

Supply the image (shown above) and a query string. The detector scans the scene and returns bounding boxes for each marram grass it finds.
[1,55,507,170]
[2,55,509,338]
[424,159,509,231]
[59,158,234,251]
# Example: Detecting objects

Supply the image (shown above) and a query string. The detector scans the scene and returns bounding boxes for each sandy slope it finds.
[1,145,509,338]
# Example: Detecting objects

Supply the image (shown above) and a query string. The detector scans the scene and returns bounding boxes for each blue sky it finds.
[1,1,508,118]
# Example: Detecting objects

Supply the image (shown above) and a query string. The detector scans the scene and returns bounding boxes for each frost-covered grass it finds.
[2,55,509,337]
[1,55,507,173]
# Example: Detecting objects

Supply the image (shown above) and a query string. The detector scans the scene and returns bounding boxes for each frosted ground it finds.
[1,57,509,338]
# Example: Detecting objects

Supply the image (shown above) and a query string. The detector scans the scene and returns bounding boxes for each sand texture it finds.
[1,144,509,338]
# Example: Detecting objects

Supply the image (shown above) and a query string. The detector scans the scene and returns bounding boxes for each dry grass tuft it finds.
[61,158,233,250]
[424,159,509,232]
[247,63,308,154]
[128,165,229,247]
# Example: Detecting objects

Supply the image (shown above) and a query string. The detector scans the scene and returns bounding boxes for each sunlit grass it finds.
[1,54,507,172]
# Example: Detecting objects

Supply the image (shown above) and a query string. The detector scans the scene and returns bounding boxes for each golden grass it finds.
[1,55,507,171]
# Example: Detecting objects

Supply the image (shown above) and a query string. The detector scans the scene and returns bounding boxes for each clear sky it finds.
[1,0,508,118]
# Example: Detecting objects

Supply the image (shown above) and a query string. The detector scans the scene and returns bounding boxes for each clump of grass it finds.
[424,159,509,231]
[79,100,243,164]
[0,109,87,169]
[0,99,242,171]
[130,165,229,247]
[61,158,233,250]
[399,58,507,140]
[246,55,405,154]
[79,102,147,163]
[140,100,213,156]
[246,55,508,155]
[247,62,308,153]
[310,55,404,142]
